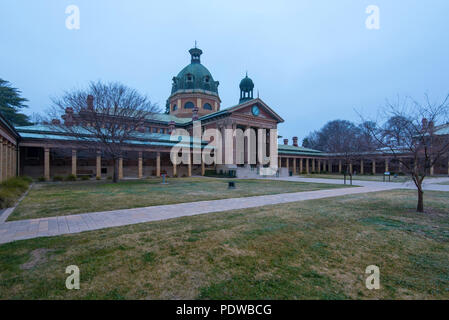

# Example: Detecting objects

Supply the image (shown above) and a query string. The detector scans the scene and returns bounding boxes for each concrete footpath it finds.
[1,176,447,245]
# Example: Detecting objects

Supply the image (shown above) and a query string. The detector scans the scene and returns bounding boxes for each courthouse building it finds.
[1,46,448,180]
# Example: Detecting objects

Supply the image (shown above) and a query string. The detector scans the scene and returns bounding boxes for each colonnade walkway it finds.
[1,177,448,245]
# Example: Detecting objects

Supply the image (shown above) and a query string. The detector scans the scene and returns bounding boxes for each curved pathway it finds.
[0,176,447,245]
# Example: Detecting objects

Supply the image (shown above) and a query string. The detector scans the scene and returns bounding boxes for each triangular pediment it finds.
[227,98,284,123]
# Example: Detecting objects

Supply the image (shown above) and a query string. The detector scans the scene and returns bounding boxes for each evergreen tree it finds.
[0,78,32,126]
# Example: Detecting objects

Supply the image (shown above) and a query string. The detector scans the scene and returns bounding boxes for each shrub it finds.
[53,175,64,182]
[0,177,31,209]
[96,176,101,180]
[37,176,46,182]
[80,176,90,181]
[107,176,112,180]
[65,174,77,181]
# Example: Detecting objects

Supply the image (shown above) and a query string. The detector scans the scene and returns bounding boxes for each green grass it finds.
[300,174,411,182]
[1,189,448,299]
[8,177,346,221]
[0,176,32,209]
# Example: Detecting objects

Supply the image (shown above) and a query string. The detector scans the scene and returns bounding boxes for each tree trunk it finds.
[112,158,119,183]
[417,186,424,213]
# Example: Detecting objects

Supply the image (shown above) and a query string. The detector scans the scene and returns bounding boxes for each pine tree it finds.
[0,78,32,126]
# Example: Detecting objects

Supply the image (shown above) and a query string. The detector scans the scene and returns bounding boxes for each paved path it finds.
[1,176,447,245]
[0,184,399,245]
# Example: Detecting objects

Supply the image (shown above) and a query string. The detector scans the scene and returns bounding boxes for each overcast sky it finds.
[1,0,448,141]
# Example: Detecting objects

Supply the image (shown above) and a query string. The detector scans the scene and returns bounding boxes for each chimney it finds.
[192,106,199,121]
[87,95,94,110]
[168,121,176,134]
[283,138,288,145]
[292,136,298,147]
[422,118,428,128]
[62,107,74,126]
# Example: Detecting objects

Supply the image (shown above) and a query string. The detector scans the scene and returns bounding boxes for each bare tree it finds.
[363,94,449,212]
[49,81,160,182]
[303,120,374,184]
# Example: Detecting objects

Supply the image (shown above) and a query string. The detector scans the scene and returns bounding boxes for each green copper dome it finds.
[171,47,219,95]
[239,74,254,91]
[239,73,254,103]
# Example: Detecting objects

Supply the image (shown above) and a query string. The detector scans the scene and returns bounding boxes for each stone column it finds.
[9,144,13,177]
[328,160,332,173]
[188,153,192,177]
[349,162,353,174]
[0,139,3,182]
[138,151,143,178]
[338,160,342,173]
[318,160,321,173]
[156,152,161,177]
[44,147,50,181]
[360,159,364,175]
[278,157,281,169]
[385,158,389,172]
[293,158,296,175]
[398,160,403,173]
[5,143,10,179]
[286,157,289,173]
[96,151,101,179]
[372,159,376,174]
[13,146,16,177]
[2,140,7,181]
[306,158,309,174]
[430,164,434,176]
[173,154,177,177]
[299,158,303,174]
[201,159,205,176]
[71,149,77,176]
[118,157,123,179]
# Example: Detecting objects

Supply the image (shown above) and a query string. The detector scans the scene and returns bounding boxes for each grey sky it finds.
[1,0,448,142]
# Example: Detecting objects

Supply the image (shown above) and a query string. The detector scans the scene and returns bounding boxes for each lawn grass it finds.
[300,174,411,183]
[9,177,346,221]
[0,189,448,299]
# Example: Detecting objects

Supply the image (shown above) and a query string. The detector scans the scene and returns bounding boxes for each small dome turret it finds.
[239,73,254,103]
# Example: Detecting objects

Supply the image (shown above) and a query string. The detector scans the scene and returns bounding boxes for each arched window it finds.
[172,104,177,111]
[204,76,210,83]
[203,103,212,110]
[184,101,194,109]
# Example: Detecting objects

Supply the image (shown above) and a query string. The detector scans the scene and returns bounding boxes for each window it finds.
[184,101,194,109]
[203,103,212,110]
[186,74,193,82]
[152,128,158,133]
[204,76,210,83]
[172,104,177,111]
[159,128,164,134]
